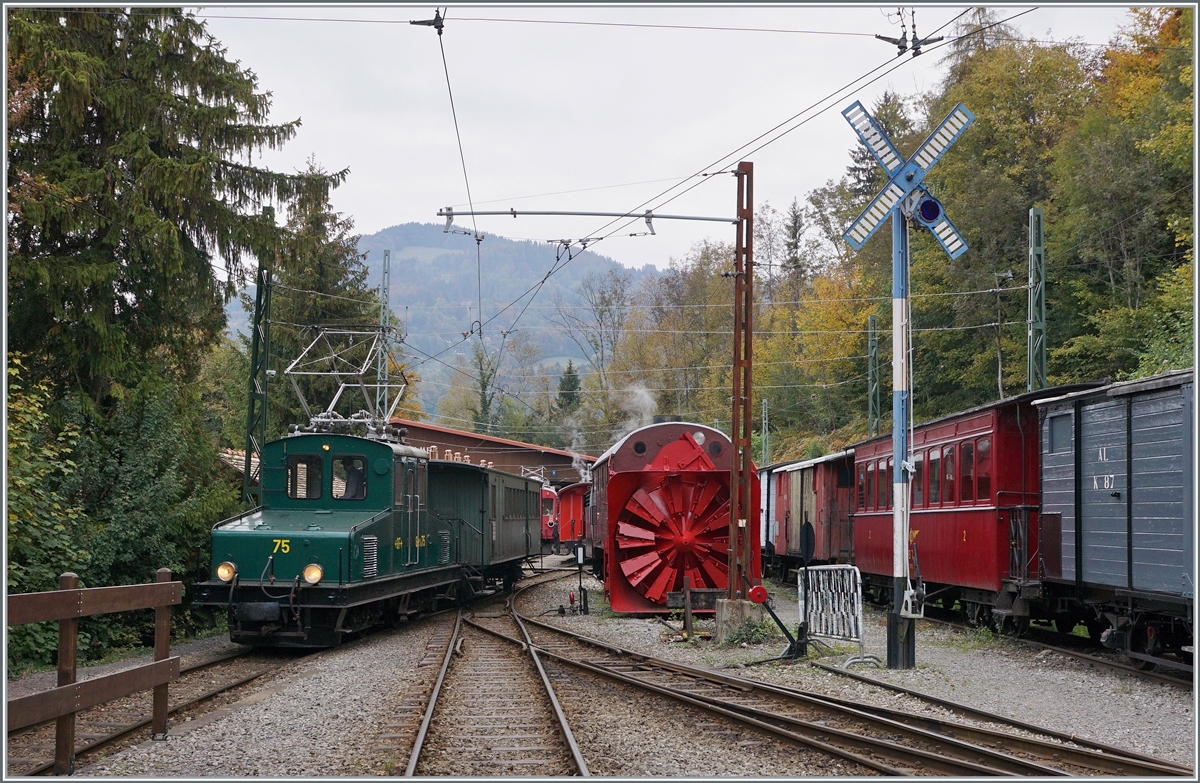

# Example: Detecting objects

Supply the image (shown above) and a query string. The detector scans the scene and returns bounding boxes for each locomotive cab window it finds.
[394,462,417,509]
[287,455,323,499]
[333,456,366,500]
[415,462,427,507]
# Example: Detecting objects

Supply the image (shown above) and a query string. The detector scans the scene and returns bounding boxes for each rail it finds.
[6,569,182,775]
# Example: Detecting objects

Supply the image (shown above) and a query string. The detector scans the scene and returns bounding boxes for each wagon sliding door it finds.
[1128,387,1192,594]
[1078,399,1128,587]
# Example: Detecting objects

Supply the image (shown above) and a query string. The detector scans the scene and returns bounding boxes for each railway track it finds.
[807,662,1193,775]
[506,578,1190,777]
[401,607,587,776]
[917,612,1193,689]
[5,649,294,776]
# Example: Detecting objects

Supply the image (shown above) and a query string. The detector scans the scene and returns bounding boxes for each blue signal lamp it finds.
[913,194,943,225]
[905,188,967,259]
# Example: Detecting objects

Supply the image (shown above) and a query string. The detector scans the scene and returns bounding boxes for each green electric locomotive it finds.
[192,430,537,647]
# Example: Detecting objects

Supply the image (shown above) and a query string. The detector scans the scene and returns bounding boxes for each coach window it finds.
[876,459,888,509]
[942,445,955,505]
[865,462,875,510]
[856,463,867,510]
[912,452,925,507]
[1049,414,1072,453]
[976,438,992,501]
[961,442,975,502]
[928,448,941,505]
[886,457,894,509]
[287,455,323,499]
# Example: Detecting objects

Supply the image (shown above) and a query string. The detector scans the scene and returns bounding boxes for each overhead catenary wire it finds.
[23,6,1176,434]
[401,8,988,378]
[140,7,1163,52]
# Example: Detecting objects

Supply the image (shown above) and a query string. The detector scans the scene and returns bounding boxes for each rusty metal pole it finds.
[682,575,694,640]
[728,161,754,599]
[53,572,79,776]
[152,568,172,739]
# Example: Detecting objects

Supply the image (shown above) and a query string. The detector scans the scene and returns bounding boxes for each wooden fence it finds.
[7,569,182,775]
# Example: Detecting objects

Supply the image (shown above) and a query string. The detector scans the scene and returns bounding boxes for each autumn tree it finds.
[1048,8,1194,382]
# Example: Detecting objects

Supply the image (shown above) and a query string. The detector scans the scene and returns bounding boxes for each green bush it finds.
[725,619,781,646]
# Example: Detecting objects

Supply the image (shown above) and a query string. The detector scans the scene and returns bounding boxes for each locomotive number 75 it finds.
[273,538,291,553]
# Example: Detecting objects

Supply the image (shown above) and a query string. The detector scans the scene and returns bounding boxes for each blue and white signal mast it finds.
[841,99,975,669]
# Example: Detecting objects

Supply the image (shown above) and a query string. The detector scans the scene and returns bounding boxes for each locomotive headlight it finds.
[302,564,324,585]
[216,561,237,582]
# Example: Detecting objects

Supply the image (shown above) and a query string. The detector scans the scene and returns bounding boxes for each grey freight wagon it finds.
[1036,368,1193,672]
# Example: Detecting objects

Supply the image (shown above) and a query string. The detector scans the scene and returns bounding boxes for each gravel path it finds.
[11,561,1189,777]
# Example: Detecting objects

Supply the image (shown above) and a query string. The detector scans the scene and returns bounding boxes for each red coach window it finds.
[961,442,975,502]
[928,448,941,504]
[876,459,888,509]
[942,445,955,505]
[886,457,894,509]
[976,438,992,501]
[857,463,867,510]
[912,452,925,507]
[865,462,876,510]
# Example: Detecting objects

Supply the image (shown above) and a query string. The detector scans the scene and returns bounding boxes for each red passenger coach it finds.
[557,482,589,542]
[851,389,1083,626]
[592,422,761,614]
[539,485,559,545]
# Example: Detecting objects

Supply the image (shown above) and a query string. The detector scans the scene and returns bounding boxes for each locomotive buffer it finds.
[841,99,975,668]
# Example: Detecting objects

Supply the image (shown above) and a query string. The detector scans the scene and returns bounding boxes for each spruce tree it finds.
[557,360,581,413]
[267,159,383,435]
[7,8,342,399]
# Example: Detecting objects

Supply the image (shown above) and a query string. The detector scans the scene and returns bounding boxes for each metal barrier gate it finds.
[797,564,881,668]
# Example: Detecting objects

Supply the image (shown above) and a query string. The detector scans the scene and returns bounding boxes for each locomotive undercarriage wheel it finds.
[961,601,990,628]
[1128,624,1160,671]
[613,473,731,605]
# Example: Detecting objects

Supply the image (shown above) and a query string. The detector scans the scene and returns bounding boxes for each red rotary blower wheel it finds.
[614,473,731,604]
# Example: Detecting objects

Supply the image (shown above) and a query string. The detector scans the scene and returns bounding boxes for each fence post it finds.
[53,572,79,776]
[152,568,171,739]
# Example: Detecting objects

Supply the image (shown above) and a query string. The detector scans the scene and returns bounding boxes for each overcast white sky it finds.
[197,4,1136,270]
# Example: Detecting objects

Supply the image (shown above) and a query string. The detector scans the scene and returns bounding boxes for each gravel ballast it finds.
[18,561,1191,777]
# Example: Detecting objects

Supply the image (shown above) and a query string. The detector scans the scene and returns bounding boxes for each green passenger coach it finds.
[193,431,537,647]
